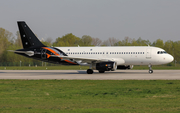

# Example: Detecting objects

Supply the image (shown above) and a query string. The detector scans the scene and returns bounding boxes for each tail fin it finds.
[17,21,45,49]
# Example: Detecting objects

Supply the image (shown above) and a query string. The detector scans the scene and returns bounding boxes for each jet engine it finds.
[92,62,117,71]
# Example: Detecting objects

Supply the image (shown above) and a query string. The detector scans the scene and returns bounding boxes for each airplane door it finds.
[146,48,151,59]
[41,49,47,59]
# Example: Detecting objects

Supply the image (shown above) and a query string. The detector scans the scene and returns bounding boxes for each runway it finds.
[0,70,180,80]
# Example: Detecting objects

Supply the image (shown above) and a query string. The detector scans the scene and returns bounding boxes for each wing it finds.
[63,56,112,63]
[51,55,125,65]
[51,55,110,64]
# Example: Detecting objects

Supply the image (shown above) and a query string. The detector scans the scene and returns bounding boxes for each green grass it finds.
[0,80,180,113]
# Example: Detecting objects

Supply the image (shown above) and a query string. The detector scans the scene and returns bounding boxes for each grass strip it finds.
[0,80,179,113]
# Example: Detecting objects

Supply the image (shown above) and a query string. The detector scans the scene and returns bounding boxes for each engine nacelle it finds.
[92,62,117,71]
[117,65,133,70]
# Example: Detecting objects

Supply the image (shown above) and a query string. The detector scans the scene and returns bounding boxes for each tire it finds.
[149,70,153,74]
[87,69,93,74]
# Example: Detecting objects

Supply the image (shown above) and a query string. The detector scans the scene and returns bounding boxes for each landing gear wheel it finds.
[99,70,105,73]
[148,64,153,74]
[87,69,93,74]
[149,70,153,74]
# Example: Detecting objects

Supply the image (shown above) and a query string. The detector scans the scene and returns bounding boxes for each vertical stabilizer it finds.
[17,21,45,49]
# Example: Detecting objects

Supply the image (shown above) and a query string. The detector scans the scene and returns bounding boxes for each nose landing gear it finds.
[148,64,153,74]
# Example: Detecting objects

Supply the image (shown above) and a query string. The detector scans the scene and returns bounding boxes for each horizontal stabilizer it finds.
[8,50,34,56]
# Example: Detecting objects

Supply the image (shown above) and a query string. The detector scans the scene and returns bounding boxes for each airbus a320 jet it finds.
[10,21,174,74]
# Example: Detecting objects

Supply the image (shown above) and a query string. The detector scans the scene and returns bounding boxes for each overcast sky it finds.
[0,0,180,42]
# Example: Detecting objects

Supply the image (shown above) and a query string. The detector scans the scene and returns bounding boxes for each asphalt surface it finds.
[0,70,180,80]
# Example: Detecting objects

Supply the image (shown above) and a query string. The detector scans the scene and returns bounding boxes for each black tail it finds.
[17,21,45,49]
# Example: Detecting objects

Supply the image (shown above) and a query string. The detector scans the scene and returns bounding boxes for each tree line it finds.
[0,27,179,66]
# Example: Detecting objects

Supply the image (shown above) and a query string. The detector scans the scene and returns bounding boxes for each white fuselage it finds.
[55,46,174,66]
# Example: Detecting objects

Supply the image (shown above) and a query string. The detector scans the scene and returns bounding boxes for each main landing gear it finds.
[148,64,153,74]
[87,69,93,74]
[86,69,105,74]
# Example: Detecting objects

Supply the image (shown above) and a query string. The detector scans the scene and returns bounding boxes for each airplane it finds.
[10,21,174,74]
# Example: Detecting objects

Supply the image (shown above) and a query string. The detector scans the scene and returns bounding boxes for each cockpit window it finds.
[157,51,167,54]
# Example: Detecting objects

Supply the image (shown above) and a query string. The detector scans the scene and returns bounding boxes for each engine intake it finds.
[92,62,117,71]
